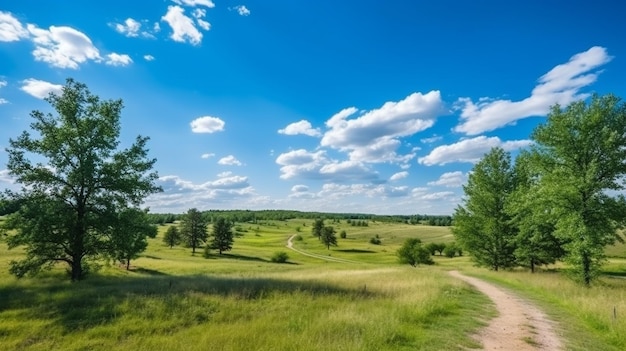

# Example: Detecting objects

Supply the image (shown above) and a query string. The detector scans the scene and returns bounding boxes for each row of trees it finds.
[454,95,626,285]
[162,208,234,255]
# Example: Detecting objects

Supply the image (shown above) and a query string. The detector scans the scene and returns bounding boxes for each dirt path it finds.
[286,234,360,264]
[449,271,563,350]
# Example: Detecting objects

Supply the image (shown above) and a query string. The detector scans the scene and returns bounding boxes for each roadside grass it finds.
[438,261,626,351]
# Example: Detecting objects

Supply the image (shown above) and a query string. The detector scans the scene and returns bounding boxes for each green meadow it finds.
[1,217,626,350]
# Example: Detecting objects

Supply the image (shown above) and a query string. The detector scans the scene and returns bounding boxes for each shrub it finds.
[397,238,434,266]
[369,235,381,245]
[271,251,289,263]
[340,230,347,239]
[443,243,457,258]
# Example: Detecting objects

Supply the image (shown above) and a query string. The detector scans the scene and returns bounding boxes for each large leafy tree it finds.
[397,238,433,266]
[530,94,626,285]
[507,152,565,273]
[453,147,517,271]
[210,216,233,255]
[2,79,161,281]
[180,208,208,254]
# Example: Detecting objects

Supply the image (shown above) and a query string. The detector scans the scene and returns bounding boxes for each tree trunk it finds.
[126,259,130,271]
[71,257,83,281]
[530,259,535,273]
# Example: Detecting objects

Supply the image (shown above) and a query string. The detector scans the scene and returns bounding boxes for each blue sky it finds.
[1,1,625,215]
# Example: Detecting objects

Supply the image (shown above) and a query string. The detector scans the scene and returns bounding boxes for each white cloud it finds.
[146,172,255,211]
[27,24,101,69]
[291,185,309,193]
[0,79,7,104]
[172,0,215,7]
[421,135,442,144]
[455,46,613,135]
[419,191,455,201]
[427,171,466,187]
[144,54,155,61]
[235,5,251,16]
[20,78,63,99]
[321,91,444,163]
[418,136,532,166]
[201,153,215,159]
[278,120,321,137]
[196,19,211,31]
[218,155,243,166]
[190,116,225,133]
[113,18,141,37]
[105,53,132,66]
[0,169,16,184]
[390,171,409,181]
[276,149,328,180]
[0,11,28,42]
[162,6,204,45]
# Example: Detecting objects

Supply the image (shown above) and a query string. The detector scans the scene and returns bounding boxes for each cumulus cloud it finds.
[321,91,444,163]
[144,54,155,61]
[146,172,254,211]
[390,171,409,181]
[218,155,243,166]
[172,0,215,7]
[20,78,63,99]
[105,53,132,66]
[419,191,455,201]
[278,120,321,137]
[291,185,309,193]
[0,169,16,184]
[161,6,204,45]
[418,136,532,166]
[427,171,466,187]
[201,153,215,159]
[0,11,28,41]
[26,24,102,69]
[112,18,142,37]
[234,5,251,16]
[276,149,328,179]
[455,46,613,135]
[190,116,225,133]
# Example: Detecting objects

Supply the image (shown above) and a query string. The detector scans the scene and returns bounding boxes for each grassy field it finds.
[1,217,626,350]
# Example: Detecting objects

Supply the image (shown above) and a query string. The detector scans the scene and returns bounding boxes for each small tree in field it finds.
[110,208,157,270]
[180,208,208,254]
[397,238,433,266]
[321,226,338,250]
[163,226,181,248]
[210,217,234,255]
[312,218,324,240]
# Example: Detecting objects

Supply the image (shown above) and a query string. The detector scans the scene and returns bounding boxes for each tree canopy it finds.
[210,216,234,255]
[180,208,208,254]
[2,79,161,280]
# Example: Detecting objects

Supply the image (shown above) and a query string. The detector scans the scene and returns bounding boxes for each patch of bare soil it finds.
[449,271,563,350]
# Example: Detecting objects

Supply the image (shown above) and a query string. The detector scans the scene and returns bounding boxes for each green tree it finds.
[397,238,433,266]
[453,147,517,271]
[210,216,234,255]
[530,95,626,284]
[110,208,157,270]
[443,243,457,258]
[163,225,181,248]
[312,218,324,240]
[180,208,208,255]
[2,79,160,281]
[321,226,338,250]
[507,152,565,273]
[425,242,438,256]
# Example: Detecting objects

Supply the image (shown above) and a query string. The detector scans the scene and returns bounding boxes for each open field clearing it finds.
[1,218,626,350]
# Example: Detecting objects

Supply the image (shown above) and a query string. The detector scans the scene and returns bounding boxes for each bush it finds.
[294,234,303,241]
[397,238,434,266]
[271,251,289,263]
[340,230,347,239]
[443,243,457,258]
[369,235,381,245]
